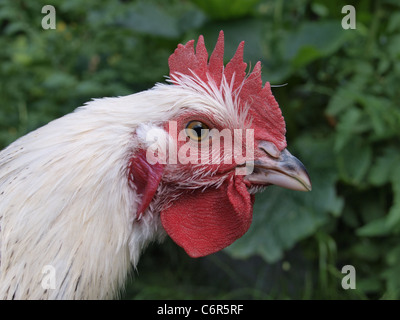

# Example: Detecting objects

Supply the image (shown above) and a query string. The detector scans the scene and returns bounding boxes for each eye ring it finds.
[185,120,209,141]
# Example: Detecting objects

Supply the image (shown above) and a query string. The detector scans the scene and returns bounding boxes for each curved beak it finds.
[245,148,312,192]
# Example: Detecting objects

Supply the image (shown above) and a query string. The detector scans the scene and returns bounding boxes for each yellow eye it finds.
[185,120,209,141]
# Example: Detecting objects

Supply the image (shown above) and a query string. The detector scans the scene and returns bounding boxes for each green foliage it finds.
[1,0,400,299]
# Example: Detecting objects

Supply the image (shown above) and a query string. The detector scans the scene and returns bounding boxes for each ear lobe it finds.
[128,149,164,216]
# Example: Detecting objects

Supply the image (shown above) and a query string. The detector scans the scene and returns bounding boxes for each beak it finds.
[245,148,312,192]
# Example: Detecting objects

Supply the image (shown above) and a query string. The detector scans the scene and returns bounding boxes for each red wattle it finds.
[160,174,253,257]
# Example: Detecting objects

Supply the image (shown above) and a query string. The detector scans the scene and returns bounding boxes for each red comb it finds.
[168,31,287,151]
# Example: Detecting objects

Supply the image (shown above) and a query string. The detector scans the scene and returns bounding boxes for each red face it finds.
[159,113,254,257]
[128,111,311,258]
[127,31,311,258]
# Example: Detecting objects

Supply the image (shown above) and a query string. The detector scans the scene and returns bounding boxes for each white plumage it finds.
[0,79,242,299]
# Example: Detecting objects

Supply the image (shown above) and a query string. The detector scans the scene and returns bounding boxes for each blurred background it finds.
[1,0,399,299]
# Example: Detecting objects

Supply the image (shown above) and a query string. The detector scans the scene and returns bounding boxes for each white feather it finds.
[0,76,242,299]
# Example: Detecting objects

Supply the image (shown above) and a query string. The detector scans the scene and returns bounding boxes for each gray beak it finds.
[245,148,312,192]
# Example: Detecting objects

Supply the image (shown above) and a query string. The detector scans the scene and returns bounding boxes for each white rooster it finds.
[0,31,311,299]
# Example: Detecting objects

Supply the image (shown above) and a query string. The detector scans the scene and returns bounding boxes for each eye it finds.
[185,120,209,141]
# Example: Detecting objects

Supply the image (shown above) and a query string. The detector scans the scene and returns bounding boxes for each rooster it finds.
[0,31,311,299]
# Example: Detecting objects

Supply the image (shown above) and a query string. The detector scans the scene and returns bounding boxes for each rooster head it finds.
[128,31,311,258]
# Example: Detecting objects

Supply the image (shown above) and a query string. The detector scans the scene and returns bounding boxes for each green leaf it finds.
[336,137,372,186]
[350,239,382,262]
[291,46,321,68]
[326,70,370,117]
[42,72,77,90]
[334,108,371,151]
[311,3,329,17]
[358,166,400,236]
[387,12,400,33]
[369,147,400,186]
[192,0,261,20]
[118,2,181,38]
[357,94,400,140]
[386,177,400,229]
[387,35,400,58]
[356,217,390,237]
[382,264,400,299]
[283,20,353,68]
[198,18,265,65]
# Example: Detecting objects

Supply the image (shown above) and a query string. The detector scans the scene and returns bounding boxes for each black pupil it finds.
[192,124,204,137]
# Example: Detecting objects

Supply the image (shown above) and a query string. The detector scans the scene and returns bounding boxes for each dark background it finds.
[1,0,399,299]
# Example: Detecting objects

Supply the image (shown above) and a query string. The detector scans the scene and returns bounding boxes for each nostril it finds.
[258,141,280,159]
